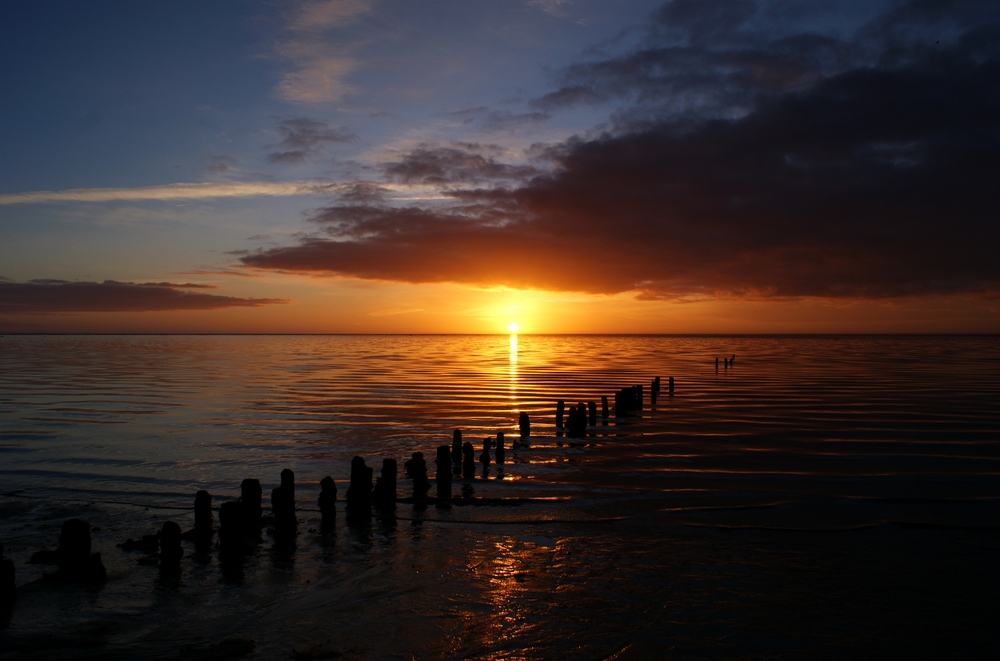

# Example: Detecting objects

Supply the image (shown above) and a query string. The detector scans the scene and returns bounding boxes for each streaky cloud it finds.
[0,280,290,313]
[0,181,335,205]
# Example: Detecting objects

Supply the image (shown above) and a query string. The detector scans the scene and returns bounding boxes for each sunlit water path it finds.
[1,335,999,659]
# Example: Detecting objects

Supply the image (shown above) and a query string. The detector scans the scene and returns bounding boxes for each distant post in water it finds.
[601,395,609,419]
[451,429,463,463]
[462,442,475,478]
[407,452,431,500]
[271,486,295,527]
[240,479,263,527]
[669,376,674,394]
[194,490,213,539]
[588,401,597,427]
[715,357,719,369]
[495,432,505,464]
[318,477,337,518]
[556,401,565,429]
[281,468,295,494]
[372,458,397,509]
[158,521,183,569]
[345,456,373,515]
[519,412,530,438]
[480,437,492,465]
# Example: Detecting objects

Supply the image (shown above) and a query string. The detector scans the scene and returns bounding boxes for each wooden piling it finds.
[318,477,337,517]
[519,411,530,438]
[194,490,213,539]
[462,442,475,478]
[601,395,609,419]
[588,401,597,427]
[556,401,565,429]
[240,479,263,527]
[451,429,463,463]
[373,459,397,509]
[346,456,373,513]
[495,432,505,464]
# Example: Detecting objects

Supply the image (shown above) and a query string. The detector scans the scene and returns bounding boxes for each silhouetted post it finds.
[495,432,505,464]
[731,354,736,364]
[462,442,475,478]
[372,458,397,509]
[159,521,183,568]
[601,396,609,419]
[219,500,247,553]
[651,379,658,403]
[480,438,492,465]
[241,479,263,528]
[346,456,373,514]
[669,376,674,394]
[281,468,295,495]
[407,452,431,500]
[556,401,565,429]
[519,412,530,438]
[58,519,106,581]
[588,402,597,427]
[272,486,295,525]
[318,477,337,518]
[654,376,661,393]
[725,357,729,368]
[194,490,213,539]
[715,357,719,369]
[1,541,15,604]
[451,429,463,463]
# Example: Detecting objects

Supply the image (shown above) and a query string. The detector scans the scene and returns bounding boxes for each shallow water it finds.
[1,334,999,659]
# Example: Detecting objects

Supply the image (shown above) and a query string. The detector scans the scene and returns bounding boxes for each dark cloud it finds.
[382,144,537,184]
[206,154,238,173]
[242,1,1000,301]
[267,118,358,164]
[0,280,290,314]
[481,111,550,132]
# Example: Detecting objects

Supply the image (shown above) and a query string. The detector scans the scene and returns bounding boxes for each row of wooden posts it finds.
[0,375,676,596]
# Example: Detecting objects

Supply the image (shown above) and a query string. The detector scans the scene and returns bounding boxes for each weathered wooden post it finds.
[601,395,609,419]
[462,442,475,478]
[669,376,675,394]
[373,459,397,509]
[588,401,597,427]
[556,401,565,429]
[271,486,295,526]
[48,519,107,581]
[451,429,463,463]
[318,477,337,517]
[0,541,14,604]
[519,412,530,438]
[159,521,183,568]
[715,357,719,369]
[407,452,431,500]
[345,456,373,514]
[495,432,505,464]
[219,501,245,555]
[194,490,213,539]
[241,479,263,528]
[480,437,492,465]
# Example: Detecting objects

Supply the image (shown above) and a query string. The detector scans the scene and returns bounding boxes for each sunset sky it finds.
[2,0,998,333]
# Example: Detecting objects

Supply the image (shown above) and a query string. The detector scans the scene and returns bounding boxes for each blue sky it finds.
[2,0,998,333]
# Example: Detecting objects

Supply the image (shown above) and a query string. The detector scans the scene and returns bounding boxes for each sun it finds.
[508,322,520,333]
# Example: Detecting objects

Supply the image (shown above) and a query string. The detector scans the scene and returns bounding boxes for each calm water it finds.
[1,334,999,659]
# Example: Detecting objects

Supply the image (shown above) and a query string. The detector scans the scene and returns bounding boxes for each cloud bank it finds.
[0,280,290,314]
[241,0,1000,301]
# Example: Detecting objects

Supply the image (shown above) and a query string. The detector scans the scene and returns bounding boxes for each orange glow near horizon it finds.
[1,274,999,334]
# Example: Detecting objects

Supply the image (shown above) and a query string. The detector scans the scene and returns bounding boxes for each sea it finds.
[1,334,998,659]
